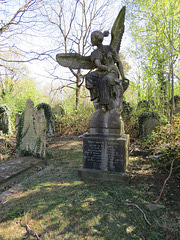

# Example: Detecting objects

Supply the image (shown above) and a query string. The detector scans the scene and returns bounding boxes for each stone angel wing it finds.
[56,53,96,69]
[110,6,126,53]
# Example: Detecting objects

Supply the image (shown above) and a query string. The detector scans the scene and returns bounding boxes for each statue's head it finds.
[91,31,109,46]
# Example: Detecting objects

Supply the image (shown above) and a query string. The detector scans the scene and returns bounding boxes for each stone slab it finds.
[83,134,129,172]
[0,156,39,183]
[146,203,165,211]
[78,167,130,182]
[0,165,54,202]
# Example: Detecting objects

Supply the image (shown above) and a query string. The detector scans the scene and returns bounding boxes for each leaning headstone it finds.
[138,112,160,137]
[0,104,11,134]
[37,103,55,137]
[16,99,46,158]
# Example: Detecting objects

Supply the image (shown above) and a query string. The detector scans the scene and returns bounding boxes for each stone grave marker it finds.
[138,112,160,137]
[0,104,11,134]
[16,99,46,158]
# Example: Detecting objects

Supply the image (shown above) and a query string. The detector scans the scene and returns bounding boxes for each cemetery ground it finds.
[0,136,180,240]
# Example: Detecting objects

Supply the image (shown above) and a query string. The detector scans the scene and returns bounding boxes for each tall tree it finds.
[0,0,45,102]
[0,0,42,73]
[124,0,180,114]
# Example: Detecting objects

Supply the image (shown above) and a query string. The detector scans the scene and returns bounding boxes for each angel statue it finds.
[56,6,129,135]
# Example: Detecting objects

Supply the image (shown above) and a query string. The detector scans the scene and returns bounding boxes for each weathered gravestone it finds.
[16,99,46,158]
[56,6,130,181]
[0,105,11,134]
[138,112,160,137]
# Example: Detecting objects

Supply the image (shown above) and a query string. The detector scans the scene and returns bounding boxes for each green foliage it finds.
[16,112,25,149]
[55,113,92,136]
[125,0,180,113]
[0,76,45,131]
[1,76,42,114]
[145,116,180,170]
[54,87,94,136]
[0,133,16,160]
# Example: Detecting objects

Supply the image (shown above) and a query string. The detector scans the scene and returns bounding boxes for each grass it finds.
[0,137,180,239]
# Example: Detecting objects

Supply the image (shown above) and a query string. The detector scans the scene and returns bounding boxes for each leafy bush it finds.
[55,112,92,136]
[53,87,94,136]
[146,116,180,170]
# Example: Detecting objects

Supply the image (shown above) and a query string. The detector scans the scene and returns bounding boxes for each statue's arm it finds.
[94,59,109,71]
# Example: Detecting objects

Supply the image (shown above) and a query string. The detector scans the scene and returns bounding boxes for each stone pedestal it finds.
[78,108,130,182]
[78,167,130,182]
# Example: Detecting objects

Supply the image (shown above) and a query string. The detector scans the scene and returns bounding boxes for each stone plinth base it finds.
[83,134,129,172]
[78,167,130,182]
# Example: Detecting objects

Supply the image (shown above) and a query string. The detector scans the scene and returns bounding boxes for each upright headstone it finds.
[16,99,46,158]
[0,105,11,134]
[138,112,160,137]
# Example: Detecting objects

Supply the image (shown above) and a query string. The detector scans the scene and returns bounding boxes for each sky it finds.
[1,0,137,94]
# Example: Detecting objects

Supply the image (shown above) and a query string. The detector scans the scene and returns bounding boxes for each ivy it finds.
[36,103,55,136]
[16,112,26,149]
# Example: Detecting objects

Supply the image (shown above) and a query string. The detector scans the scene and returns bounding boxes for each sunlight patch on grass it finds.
[126,225,136,234]
[119,212,127,218]
[0,221,24,239]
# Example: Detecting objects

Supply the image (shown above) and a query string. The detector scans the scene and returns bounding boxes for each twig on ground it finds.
[154,158,175,203]
[125,202,151,226]
[126,202,175,239]
[25,223,41,240]
[20,218,40,240]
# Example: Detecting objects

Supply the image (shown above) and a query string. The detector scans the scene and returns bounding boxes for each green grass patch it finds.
[0,137,179,239]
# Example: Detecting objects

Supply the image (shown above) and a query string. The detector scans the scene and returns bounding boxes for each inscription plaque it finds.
[83,135,129,172]
[83,139,104,169]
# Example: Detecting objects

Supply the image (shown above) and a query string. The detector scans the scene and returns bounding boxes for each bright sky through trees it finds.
[1,0,132,89]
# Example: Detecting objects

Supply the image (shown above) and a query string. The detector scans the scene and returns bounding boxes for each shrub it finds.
[55,112,92,136]
[146,116,180,171]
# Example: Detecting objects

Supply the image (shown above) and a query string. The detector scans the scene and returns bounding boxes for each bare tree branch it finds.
[0,0,38,34]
